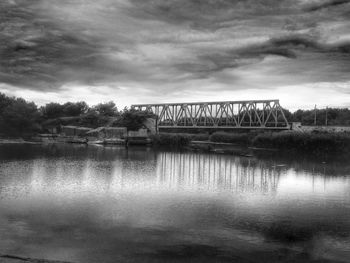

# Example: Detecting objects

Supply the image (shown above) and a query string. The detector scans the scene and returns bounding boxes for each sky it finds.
[0,0,350,111]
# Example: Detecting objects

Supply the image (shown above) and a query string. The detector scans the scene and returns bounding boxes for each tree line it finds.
[288,108,350,126]
[0,92,349,137]
[0,92,154,137]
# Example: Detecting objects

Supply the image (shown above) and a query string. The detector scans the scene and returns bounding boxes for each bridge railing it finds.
[132,100,289,129]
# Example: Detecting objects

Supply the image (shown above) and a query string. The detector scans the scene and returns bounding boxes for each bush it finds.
[252,132,350,154]
[151,133,210,148]
[0,95,40,136]
[187,133,210,141]
[151,133,190,148]
[210,132,250,145]
[114,108,156,131]
[93,101,118,116]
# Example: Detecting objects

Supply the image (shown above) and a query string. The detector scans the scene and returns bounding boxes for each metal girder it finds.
[131,99,290,129]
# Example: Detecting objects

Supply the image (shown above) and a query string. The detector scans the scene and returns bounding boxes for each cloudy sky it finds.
[0,0,350,110]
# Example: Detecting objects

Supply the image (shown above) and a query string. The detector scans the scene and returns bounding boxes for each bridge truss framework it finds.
[132,100,290,130]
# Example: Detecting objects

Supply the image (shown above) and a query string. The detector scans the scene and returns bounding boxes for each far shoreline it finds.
[1,130,350,159]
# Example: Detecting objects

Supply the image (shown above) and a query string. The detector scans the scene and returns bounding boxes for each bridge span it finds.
[132,99,290,130]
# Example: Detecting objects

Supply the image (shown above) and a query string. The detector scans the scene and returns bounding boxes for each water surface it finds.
[0,144,349,262]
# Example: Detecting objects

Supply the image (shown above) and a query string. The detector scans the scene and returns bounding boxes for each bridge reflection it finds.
[156,152,280,193]
[0,145,348,201]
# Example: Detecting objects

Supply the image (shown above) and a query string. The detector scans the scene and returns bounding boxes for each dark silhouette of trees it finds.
[115,108,155,131]
[40,102,64,119]
[292,108,350,126]
[93,101,118,116]
[41,101,89,119]
[0,94,40,136]
[0,93,12,111]
[63,101,88,116]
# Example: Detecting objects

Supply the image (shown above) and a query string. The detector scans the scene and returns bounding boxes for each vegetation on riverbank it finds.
[0,93,153,137]
[210,132,252,145]
[2,92,350,138]
[150,133,209,147]
[152,131,350,155]
[252,132,350,154]
[1,92,350,155]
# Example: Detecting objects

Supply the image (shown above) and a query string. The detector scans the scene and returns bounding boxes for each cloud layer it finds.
[0,0,350,109]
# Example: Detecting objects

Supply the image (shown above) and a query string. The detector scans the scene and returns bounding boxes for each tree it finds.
[0,97,40,136]
[115,108,155,131]
[0,92,13,112]
[40,102,65,119]
[62,101,89,116]
[79,110,100,127]
[291,108,350,126]
[93,101,118,116]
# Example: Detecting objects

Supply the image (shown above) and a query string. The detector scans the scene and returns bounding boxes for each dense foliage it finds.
[114,108,155,131]
[292,108,350,126]
[281,108,350,126]
[252,132,350,154]
[0,93,40,136]
[151,133,209,147]
[210,132,251,145]
[41,101,89,119]
[93,101,118,117]
[209,131,350,154]
[152,131,350,155]
[0,93,155,136]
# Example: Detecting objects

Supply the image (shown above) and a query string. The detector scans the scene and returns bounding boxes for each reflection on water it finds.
[0,144,350,263]
[157,152,280,193]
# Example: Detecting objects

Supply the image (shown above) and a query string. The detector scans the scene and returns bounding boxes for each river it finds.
[0,144,349,263]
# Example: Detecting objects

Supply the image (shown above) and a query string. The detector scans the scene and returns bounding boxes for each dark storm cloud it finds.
[265,35,350,58]
[304,0,350,12]
[127,0,299,29]
[171,34,350,78]
[0,0,127,89]
[0,0,350,107]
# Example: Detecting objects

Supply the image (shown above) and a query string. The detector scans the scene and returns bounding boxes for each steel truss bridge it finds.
[132,99,290,130]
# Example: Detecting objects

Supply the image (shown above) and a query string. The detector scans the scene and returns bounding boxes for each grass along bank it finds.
[150,133,209,147]
[151,131,350,155]
[252,132,350,154]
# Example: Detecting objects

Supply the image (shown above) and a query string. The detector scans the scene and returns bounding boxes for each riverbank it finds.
[152,131,350,155]
[2,130,350,156]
